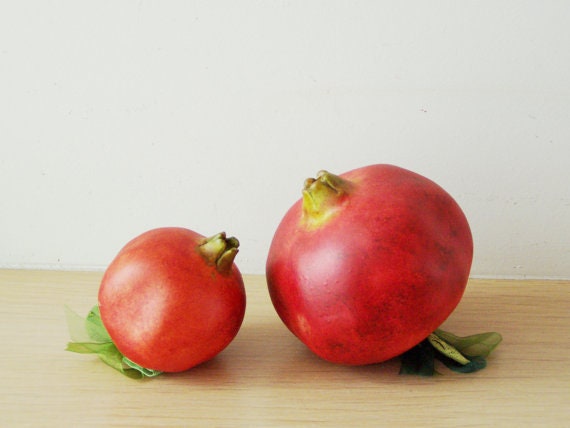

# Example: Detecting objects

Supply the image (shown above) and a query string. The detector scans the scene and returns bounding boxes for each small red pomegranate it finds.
[98,227,246,372]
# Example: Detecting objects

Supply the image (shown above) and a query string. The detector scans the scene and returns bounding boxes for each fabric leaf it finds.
[437,354,488,374]
[85,305,112,342]
[399,328,501,376]
[428,333,470,365]
[399,340,437,376]
[434,329,502,358]
[65,305,162,379]
[123,357,162,377]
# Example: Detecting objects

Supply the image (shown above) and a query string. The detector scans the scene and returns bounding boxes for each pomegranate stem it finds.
[198,233,240,274]
[301,170,352,228]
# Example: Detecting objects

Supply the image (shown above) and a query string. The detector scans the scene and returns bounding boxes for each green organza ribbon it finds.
[400,328,502,376]
[65,305,162,379]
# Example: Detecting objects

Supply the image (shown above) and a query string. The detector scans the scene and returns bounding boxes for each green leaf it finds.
[428,333,471,365]
[66,341,144,379]
[85,305,112,342]
[65,305,162,379]
[399,340,437,376]
[399,328,502,376]
[434,329,502,358]
[437,354,487,374]
[66,342,116,354]
[65,305,94,343]
[123,357,162,378]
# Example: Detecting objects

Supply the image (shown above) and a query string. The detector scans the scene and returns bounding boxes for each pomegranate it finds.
[266,164,473,365]
[98,227,246,373]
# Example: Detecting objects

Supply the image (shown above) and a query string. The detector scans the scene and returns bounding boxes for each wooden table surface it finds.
[1,269,569,427]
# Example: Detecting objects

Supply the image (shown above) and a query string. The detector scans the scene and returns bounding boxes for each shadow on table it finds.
[164,320,404,387]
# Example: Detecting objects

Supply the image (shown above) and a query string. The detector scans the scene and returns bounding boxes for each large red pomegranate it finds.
[98,227,246,373]
[266,164,473,365]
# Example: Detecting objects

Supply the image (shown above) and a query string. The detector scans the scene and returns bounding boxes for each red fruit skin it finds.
[266,164,473,365]
[98,227,246,373]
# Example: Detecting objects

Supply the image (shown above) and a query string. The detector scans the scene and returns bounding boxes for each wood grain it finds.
[1,269,568,427]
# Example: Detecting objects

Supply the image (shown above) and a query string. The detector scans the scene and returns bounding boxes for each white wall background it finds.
[1,1,569,279]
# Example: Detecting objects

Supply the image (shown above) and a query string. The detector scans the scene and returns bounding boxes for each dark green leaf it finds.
[399,340,437,376]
